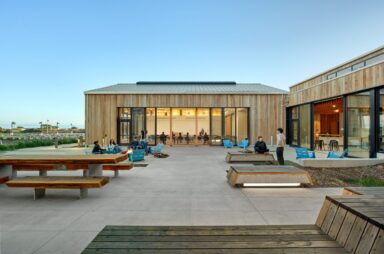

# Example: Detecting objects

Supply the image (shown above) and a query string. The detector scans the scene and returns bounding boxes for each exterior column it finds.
[170,108,173,146]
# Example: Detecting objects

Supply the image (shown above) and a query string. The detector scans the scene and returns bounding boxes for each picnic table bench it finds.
[82,193,384,253]
[227,165,312,187]
[12,162,134,178]
[0,154,128,179]
[225,151,275,164]
[342,187,384,196]
[6,176,109,199]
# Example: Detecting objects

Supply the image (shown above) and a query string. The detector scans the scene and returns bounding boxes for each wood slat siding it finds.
[290,47,384,94]
[289,62,384,106]
[85,94,287,145]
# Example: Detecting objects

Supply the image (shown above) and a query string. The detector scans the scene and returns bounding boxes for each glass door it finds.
[291,120,299,146]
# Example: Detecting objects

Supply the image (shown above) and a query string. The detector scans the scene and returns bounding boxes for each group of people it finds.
[92,138,122,154]
[253,128,286,165]
[159,129,210,145]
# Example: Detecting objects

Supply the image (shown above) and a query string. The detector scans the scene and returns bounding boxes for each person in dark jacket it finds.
[159,132,167,144]
[92,140,105,154]
[254,136,269,153]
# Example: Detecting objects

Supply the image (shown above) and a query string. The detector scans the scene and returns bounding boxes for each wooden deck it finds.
[82,225,348,254]
[227,165,312,187]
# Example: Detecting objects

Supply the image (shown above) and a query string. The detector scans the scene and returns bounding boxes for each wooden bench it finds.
[67,163,133,177]
[225,152,276,164]
[0,176,9,184]
[227,165,312,187]
[342,186,384,196]
[13,162,133,178]
[81,194,384,253]
[6,176,109,199]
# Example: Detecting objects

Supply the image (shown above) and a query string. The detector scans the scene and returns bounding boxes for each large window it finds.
[299,104,311,149]
[146,108,156,145]
[347,92,371,157]
[172,108,196,145]
[118,108,131,144]
[197,108,210,145]
[290,106,299,146]
[131,108,145,141]
[236,108,248,142]
[157,108,170,144]
[211,108,222,145]
[379,89,384,152]
[224,108,236,144]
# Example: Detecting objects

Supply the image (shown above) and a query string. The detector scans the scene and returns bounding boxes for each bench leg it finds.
[79,188,88,199]
[114,170,119,178]
[12,169,17,178]
[88,164,102,176]
[34,189,46,200]
[83,170,89,177]
[39,170,47,176]
[0,165,13,179]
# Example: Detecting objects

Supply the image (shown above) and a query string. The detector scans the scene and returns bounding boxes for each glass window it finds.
[366,54,384,66]
[291,106,299,119]
[224,108,236,144]
[131,108,145,141]
[119,108,130,119]
[299,104,311,148]
[197,108,210,145]
[347,91,371,157]
[336,67,351,77]
[211,108,222,145]
[172,108,196,145]
[146,108,156,145]
[292,120,299,146]
[379,89,384,152]
[327,73,336,80]
[352,62,365,71]
[156,108,170,144]
[236,108,248,143]
[119,121,130,144]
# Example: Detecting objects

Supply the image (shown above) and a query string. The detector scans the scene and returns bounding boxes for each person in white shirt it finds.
[276,128,286,165]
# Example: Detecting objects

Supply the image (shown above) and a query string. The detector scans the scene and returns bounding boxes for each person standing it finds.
[276,128,286,165]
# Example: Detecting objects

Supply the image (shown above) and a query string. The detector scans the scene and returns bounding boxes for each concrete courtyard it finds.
[0,145,342,254]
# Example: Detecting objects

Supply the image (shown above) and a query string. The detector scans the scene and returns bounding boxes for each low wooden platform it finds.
[227,165,312,187]
[225,152,275,164]
[82,225,348,254]
[82,194,384,253]
[6,176,109,199]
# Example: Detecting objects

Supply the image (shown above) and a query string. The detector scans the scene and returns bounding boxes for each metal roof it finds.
[85,82,287,95]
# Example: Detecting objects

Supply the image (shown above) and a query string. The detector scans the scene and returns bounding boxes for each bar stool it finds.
[329,140,339,151]
[314,140,324,150]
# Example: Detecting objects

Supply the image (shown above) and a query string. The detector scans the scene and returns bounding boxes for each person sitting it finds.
[159,132,167,144]
[177,132,183,144]
[254,136,269,153]
[92,140,105,154]
[107,139,116,151]
[203,132,209,144]
[185,132,191,144]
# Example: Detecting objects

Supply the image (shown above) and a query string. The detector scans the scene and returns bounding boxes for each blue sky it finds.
[0,0,383,128]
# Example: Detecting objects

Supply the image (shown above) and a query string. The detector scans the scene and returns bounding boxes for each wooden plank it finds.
[370,229,384,254]
[0,154,128,165]
[103,225,320,231]
[82,247,349,254]
[98,229,325,236]
[316,199,331,227]
[93,234,332,242]
[12,164,61,170]
[355,223,380,254]
[321,202,338,233]
[6,176,109,189]
[344,216,367,253]
[336,211,356,246]
[85,240,343,249]
[103,163,133,171]
[328,207,347,240]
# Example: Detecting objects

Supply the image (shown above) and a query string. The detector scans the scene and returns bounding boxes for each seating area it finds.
[82,190,384,253]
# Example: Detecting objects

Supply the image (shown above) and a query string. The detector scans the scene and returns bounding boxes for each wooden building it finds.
[85,82,287,147]
[287,46,384,158]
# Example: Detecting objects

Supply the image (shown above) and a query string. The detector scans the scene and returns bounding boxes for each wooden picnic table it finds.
[0,154,128,179]
[225,151,275,164]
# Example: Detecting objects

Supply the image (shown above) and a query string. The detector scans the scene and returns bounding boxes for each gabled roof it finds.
[84,81,287,95]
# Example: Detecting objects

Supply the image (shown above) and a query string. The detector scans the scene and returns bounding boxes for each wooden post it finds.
[195,108,198,146]
[170,108,173,146]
